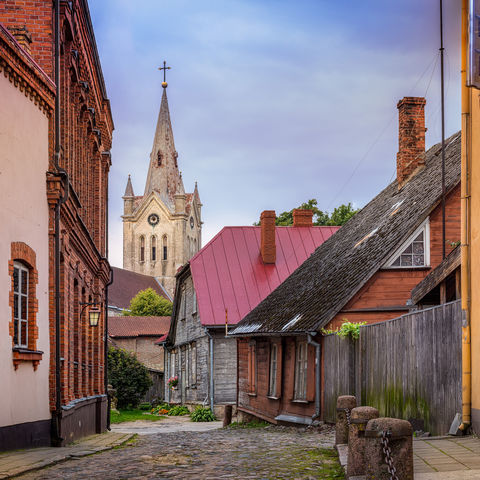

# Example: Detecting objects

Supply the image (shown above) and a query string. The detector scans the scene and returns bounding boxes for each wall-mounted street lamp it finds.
[80,302,102,327]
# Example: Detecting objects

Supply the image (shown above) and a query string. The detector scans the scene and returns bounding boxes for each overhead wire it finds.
[328,53,440,210]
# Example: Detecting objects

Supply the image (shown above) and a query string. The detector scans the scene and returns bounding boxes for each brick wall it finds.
[0,1,113,412]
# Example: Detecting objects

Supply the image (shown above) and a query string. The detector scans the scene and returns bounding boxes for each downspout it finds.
[204,328,214,412]
[104,268,113,430]
[460,0,472,432]
[52,0,70,446]
[307,334,321,421]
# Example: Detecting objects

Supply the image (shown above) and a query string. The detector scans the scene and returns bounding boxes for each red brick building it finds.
[232,98,461,426]
[0,0,113,446]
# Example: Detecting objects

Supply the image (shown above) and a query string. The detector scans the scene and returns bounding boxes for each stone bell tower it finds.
[122,65,202,296]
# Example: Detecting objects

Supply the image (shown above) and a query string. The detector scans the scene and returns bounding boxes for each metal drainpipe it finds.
[204,328,214,412]
[52,0,70,447]
[307,334,321,421]
[104,268,113,430]
[460,0,472,432]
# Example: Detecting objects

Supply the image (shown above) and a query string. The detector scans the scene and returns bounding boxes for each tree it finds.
[123,287,173,316]
[108,347,152,409]
[255,199,358,227]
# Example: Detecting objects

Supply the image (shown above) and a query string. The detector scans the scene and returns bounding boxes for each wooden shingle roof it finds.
[232,132,461,335]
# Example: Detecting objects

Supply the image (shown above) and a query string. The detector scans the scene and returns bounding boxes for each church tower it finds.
[122,67,202,296]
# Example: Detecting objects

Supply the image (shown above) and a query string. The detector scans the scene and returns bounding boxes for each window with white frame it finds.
[294,342,308,400]
[180,286,187,320]
[170,350,176,377]
[268,343,278,397]
[190,342,197,385]
[192,288,197,315]
[13,262,29,347]
[385,219,430,268]
[185,345,190,388]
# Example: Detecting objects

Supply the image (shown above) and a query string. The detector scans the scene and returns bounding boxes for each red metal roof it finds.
[108,316,170,338]
[190,226,339,326]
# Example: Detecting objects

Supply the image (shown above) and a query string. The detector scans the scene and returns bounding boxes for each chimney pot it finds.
[260,210,276,264]
[293,209,313,227]
[396,96,426,187]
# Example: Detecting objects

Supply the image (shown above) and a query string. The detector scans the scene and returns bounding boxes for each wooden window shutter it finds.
[306,344,316,402]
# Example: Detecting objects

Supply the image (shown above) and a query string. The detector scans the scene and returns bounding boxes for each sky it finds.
[88,0,461,268]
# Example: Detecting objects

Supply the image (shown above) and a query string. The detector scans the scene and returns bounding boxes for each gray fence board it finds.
[323,300,462,435]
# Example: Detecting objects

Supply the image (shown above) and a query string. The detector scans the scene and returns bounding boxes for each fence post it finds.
[223,405,233,427]
[347,406,379,478]
[335,395,357,445]
[364,417,413,480]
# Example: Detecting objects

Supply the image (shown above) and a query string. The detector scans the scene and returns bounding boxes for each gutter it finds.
[204,328,215,412]
[307,333,321,421]
[460,0,471,433]
[104,267,113,430]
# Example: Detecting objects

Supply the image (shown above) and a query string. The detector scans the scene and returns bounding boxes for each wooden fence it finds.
[323,300,462,435]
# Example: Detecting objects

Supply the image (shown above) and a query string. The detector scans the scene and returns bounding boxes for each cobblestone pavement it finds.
[17,425,336,480]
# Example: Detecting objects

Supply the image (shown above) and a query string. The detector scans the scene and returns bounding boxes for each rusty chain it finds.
[381,430,399,480]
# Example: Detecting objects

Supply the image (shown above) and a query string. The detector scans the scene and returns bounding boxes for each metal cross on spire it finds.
[159,61,171,88]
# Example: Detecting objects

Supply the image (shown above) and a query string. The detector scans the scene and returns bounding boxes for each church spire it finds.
[124,174,134,197]
[143,63,181,207]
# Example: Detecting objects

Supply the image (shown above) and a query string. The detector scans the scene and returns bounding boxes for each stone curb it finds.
[0,433,135,479]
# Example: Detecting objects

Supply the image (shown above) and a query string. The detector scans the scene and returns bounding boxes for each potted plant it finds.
[167,375,178,390]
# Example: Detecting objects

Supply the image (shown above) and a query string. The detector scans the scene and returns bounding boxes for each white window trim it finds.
[268,343,277,397]
[383,218,430,268]
[13,261,29,348]
[294,342,308,401]
[192,288,197,315]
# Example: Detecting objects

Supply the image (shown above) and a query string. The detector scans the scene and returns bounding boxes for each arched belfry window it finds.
[162,235,168,261]
[140,236,145,262]
[151,235,157,262]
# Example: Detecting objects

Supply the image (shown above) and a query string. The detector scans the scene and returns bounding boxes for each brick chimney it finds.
[293,209,313,227]
[260,210,276,264]
[396,97,426,187]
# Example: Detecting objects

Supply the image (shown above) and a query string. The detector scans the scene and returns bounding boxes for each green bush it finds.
[190,406,216,422]
[107,347,152,409]
[167,405,190,416]
[123,288,173,316]
[337,320,367,340]
[138,402,152,411]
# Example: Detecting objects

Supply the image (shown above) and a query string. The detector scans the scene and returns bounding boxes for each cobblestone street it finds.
[17,425,337,480]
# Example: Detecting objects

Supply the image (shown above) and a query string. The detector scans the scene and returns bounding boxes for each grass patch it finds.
[110,409,165,424]
[227,420,270,429]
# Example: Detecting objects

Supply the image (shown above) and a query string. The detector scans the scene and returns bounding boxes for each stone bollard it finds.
[335,395,357,445]
[364,417,413,480]
[347,406,379,478]
[223,405,233,427]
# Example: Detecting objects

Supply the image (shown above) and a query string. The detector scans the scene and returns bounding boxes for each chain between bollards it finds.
[381,430,399,480]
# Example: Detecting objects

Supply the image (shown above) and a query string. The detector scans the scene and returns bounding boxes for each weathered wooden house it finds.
[231,97,462,426]
[163,214,338,417]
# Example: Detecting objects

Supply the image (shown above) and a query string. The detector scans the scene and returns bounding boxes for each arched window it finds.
[151,236,157,262]
[162,235,168,261]
[157,151,162,166]
[140,236,145,262]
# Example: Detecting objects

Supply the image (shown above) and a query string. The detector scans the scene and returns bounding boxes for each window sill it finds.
[247,392,257,397]
[291,399,309,404]
[381,266,431,271]
[267,395,280,400]
[12,348,43,371]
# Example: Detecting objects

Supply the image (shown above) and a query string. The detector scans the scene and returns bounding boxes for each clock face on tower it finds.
[148,213,159,226]
[190,217,194,229]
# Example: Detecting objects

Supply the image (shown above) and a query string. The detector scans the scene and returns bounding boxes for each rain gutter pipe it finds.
[307,333,321,420]
[52,0,70,446]
[204,328,214,412]
[460,0,472,432]
[104,267,113,430]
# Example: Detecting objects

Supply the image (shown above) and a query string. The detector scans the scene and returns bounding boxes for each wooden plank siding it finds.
[323,300,462,435]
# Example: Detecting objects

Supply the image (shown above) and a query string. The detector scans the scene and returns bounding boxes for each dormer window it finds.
[385,219,430,268]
